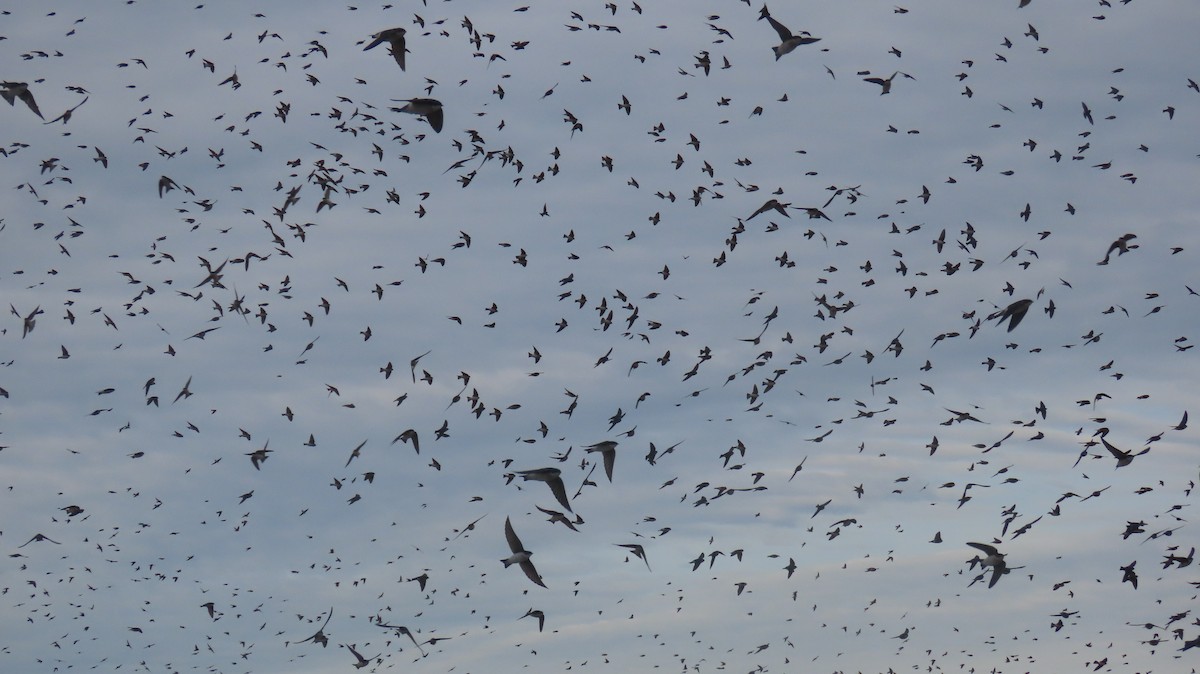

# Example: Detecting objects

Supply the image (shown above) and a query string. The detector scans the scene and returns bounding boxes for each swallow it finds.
[1,81,43,118]
[450,513,487,540]
[585,440,618,482]
[294,607,333,647]
[392,98,443,133]
[536,505,580,531]
[863,71,911,95]
[364,27,407,70]
[966,541,1007,588]
[247,441,271,470]
[1099,434,1149,468]
[747,198,790,220]
[617,543,651,571]
[758,6,821,60]
[991,298,1034,332]
[43,96,87,125]
[1097,233,1137,265]
[391,428,419,454]
[173,376,193,403]
[375,621,425,655]
[17,533,61,547]
[502,516,546,588]
[520,608,545,632]
[11,304,42,338]
[515,467,572,512]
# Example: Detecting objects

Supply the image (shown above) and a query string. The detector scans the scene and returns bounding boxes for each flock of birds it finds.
[1,1,1198,673]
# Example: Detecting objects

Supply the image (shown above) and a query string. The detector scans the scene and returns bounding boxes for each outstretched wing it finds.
[504,516,524,553]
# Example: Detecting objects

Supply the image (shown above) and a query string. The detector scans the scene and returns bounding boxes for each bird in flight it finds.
[758,6,821,60]
[392,98,443,133]
[966,542,1008,588]
[515,467,573,512]
[990,298,1034,332]
[2,81,43,119]
[363,27,407,70]
[585,441,618,482]
[502,516,546,588]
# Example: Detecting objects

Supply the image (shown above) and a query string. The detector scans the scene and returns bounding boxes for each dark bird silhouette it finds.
[363,27,407,70]
[502,516,546,588]
[1,81,43,118]
[991,298,1034,332]
[758,5,821,60]
[966,541,1008,588]
[515,467,573,512]
[392,98,443,133]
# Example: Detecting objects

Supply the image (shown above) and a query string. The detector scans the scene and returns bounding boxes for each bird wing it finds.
[546,475,573,512]
[519,560,547,587]
[425,106,443,133]
[967,541,998,556]
[504,516,523,553]
[764,14,793,41]
[390,35,407,70]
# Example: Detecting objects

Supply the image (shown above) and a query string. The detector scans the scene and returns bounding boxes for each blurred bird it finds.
[758,6,821,60]
[502,517,546,588]
[1,81,43,118]
[364,27,407,70]
[392,98,443,133]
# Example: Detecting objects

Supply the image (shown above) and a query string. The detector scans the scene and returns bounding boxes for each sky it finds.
[1,1,1199,672]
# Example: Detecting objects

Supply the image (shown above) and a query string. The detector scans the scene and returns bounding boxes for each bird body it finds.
[393,98,443,133]
[966,541,1007,588]
[759,7,821,60]
[515,467,573,511]
[1,81,43,118]
[364,27,407,70]
[503,517,546,587]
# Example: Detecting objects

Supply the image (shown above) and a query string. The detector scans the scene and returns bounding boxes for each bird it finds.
[966,542,1008,588]
[391,428,420,454]
[392,98,443,133]
[343,643,376,670]
[536,505,580,532]
[747,198,790,220]
[514,467,573,512]
[863,71,911,95]
[520,608,545,632]
[1099,434,1149,468]
[585,440,618,482]
[18,533,61,547]
[1098,233,1138,264]
[991,298,1034,332]
[363,27,407,70]
[247,442,271,470]
[1,81,43,118]
[502,516,546,588]
[617,543,652,571]
[758,6,821,60]
[295,607,333,647]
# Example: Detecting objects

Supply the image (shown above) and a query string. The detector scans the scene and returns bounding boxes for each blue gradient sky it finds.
[2,1,1198,672]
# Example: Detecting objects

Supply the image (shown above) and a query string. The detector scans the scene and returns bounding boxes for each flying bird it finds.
[515,467,573,512]
[392,98,443,133]
[502,516,546,588]
[585,440,618,482]
[1098,233,1138,264]
[1,81,43,118]
[966,542,1008,588]
[617,543,652,571]
[520,608,545,632]
[991,298,1034,332]
[363,27,407,70]
[758,6,821,60]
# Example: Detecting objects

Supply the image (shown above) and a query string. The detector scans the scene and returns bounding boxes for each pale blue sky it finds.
[2,1,1198,672]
